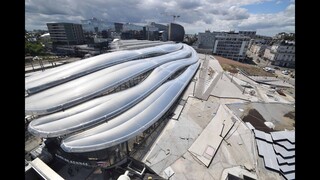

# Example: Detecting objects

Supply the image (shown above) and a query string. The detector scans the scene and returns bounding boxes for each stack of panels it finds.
[253,129,295,180]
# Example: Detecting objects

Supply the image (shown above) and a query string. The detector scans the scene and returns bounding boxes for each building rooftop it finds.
[25,43,295,179]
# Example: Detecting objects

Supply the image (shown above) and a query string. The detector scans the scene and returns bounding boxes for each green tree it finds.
[25,41,45,56]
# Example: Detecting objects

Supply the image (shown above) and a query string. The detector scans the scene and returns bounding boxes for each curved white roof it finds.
[28,47,198,137]
[25,44,191,115]
[26,43,200,153]
[25,43,183,94]
[61,62,199,152]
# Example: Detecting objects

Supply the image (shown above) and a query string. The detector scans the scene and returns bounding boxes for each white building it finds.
[212,33,250,61]
[263,41,295,68]
[196,30,250,61]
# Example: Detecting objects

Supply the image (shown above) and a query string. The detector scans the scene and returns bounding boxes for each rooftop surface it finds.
[25,49,295,179]
[139,53,294,179]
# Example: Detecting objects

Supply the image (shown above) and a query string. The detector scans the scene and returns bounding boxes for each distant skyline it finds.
[26,0,294,37]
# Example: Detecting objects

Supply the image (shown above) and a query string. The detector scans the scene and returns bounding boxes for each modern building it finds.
[196,30,250,61]
[197,30,215,49]
[168,23,185,42]
[47,23,85,45]
[26,44,198,169]
[212,33,250,61]
[263,41,295,67]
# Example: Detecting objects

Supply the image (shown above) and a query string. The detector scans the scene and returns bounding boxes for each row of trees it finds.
[25,30,46,56]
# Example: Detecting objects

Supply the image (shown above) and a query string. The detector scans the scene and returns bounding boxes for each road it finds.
[246,51,295,86]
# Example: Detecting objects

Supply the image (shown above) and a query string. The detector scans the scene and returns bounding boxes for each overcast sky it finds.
[25,0,294,36]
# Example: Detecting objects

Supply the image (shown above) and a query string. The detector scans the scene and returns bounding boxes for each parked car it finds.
[282,70,289,75]
[263,67,275,73]
[274,67,280,70]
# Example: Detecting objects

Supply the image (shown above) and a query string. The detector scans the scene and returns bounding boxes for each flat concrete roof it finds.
[29,158,64,180]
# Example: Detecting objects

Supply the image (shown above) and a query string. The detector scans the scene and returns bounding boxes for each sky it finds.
[25,0,294,37]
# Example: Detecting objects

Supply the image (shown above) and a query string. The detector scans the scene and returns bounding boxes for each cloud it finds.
[25,0,294,36]
[237,4,294,33]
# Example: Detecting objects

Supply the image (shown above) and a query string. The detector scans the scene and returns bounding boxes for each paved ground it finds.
[142,53,291,180]
[227,102,295,131]
[246,51,295,86]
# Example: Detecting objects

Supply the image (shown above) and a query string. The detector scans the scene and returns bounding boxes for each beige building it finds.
[250,44,267,57]
[263,41,295,68]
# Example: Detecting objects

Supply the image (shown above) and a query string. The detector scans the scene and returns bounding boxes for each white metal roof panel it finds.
[270,131,295,144]
[254,129,272,143]
[275,140,295,150]
[276,155,295,165]
[256,139,279,171]
[273,144,295,158]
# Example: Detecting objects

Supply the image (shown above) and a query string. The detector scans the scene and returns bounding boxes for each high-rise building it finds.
[47,23,85,45]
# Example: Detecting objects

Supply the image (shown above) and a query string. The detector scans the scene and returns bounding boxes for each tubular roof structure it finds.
[27,43,199,153]
[25,44,191,115]
[25,43,183,95]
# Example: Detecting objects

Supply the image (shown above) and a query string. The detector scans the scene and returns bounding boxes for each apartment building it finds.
[263,41,295,68]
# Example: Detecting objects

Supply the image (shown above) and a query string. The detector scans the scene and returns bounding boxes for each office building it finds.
[47,23,85,45]
[212,33,250,61]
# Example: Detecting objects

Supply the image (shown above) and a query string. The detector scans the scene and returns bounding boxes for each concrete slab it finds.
[172,105,183,120]
[226,102,295,131]
[30,158,64,180]
[142,97,217,174]
[255,85,295,104]
[188,105,236,167]
[210,73,258,101]
[169,117,259,180]
[220,166,257,180]
[209,56,224,72]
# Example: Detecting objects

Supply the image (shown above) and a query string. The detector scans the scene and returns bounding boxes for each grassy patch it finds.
[215,55,275,77]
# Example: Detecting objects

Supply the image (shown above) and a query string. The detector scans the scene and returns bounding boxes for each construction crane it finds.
[160,13,180,22]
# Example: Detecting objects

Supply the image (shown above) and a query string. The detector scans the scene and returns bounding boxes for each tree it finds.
[25,41,45,56]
